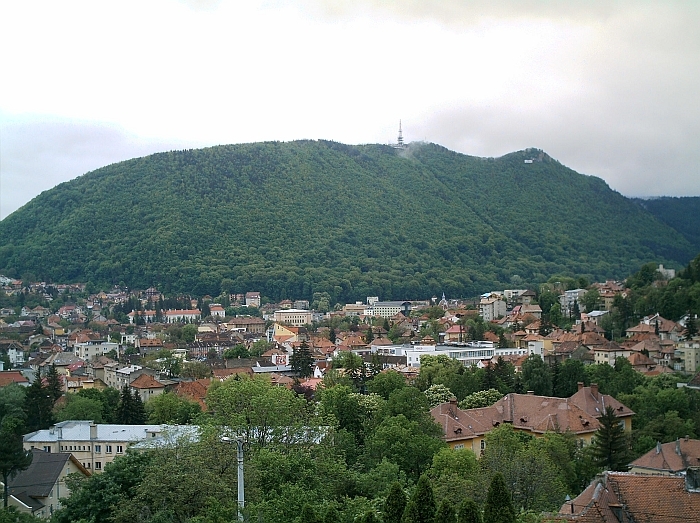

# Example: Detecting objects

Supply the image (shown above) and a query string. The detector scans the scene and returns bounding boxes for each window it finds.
[480,440,486,450]
[86,462,90,469]
[95,445,101,453]
[116,445,123,453]
[454,444,464,450]
[106,445,112,453]
[95,461,102,470]
[43,446,51,453]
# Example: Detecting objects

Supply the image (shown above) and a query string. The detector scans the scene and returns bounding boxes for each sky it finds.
[1,0,699,219]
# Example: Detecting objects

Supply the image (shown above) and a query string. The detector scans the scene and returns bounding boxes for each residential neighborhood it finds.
[1,262,700,522]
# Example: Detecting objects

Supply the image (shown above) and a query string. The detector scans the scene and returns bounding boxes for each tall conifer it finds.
[483,473,515,523]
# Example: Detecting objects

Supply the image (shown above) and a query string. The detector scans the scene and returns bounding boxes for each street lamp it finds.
[221,436,244,521]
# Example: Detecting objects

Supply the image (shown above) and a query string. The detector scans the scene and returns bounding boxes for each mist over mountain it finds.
[0,140,695,302]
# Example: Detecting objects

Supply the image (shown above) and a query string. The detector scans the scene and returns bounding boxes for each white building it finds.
[366,301,411,319]
[479,295,506,321]
[73,340,119,361]
[402,342,496,368]
[273,309,313,326]
[164,309,201,323]
[23,421,194,472]
[560,289,587,317]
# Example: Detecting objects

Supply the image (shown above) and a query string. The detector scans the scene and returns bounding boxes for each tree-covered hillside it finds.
[633,196,700,254]
[0,141,694,301]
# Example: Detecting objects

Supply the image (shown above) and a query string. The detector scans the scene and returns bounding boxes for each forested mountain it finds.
[0,141,695,301]
[633,196,700,254]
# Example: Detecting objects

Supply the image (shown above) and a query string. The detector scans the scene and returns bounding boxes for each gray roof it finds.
[8,450,72,502]
[23,420,168,443]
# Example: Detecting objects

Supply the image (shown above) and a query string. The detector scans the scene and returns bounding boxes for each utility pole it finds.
[221,436,245,521]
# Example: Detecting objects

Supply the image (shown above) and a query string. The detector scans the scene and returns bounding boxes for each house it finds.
[23,420,184,472]
[592,341,631,365]
[129,373,167,402]
[3,449,90,518]
[224,316,266,334]
[629,437,700,475]
[0,370,30,387]
[431,383,633,454]
[556,470,700,522]
[209,304,226,318]
[245,292,261,308]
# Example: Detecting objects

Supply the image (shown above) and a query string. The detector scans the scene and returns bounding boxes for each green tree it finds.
[328,327,336,343]
[457,500,481,523]
[223,344,250,359]
[424,384,453,408]
[384,482,407,523]
[591,405,629,471]
[367,415,444,480]
[554,359,586,398]
[367,370,406,400]
[115,386,146,425]
[298,503,321,523]
[45,365,63,403]
[205,375,312,448]
[290,341,314,378]
[52,451,152,523]
[458,389,503,410]
[435,499,456,523]
[182,324,198,343]
[365,326,375,344]
[0,415,33,508]
[520,355,552,396]
[23,374,54,432]
[482,473,515,523]
[402,475,436,523]
[55,394,105,423]
[145,392,201,424]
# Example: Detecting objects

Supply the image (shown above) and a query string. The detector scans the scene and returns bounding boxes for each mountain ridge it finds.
[0,140,695,301]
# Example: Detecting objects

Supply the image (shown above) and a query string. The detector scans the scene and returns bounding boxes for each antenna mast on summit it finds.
[397,120,404,148]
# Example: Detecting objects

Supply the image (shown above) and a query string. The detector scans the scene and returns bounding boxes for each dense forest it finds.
[634,196,700,252]
[0,141,696,302]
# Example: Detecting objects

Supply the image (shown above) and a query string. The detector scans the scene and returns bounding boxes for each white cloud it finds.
[1,0,698,218]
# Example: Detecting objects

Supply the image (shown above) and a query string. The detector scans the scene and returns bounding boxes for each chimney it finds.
[590,383,599,399]
[577,382,584,391]
[90,422,97,440]
[656,441,662,454]
[677,439,682,456]
[527,390,535,395]
[449,397,458,405]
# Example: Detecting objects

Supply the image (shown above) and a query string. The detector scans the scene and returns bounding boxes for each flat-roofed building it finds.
[273,309,312,326]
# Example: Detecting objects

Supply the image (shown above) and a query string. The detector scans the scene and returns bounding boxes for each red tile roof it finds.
[630,438,700,473]
[557,471,700,522]
[0,371,29,387]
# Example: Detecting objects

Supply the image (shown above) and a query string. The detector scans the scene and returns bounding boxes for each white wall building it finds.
[273,309,313,326]
[366,301,411,318]
[73,341,119,361]
[479,296,506,321]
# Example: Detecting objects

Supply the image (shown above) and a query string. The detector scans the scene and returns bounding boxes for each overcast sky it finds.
[1,0,698,219]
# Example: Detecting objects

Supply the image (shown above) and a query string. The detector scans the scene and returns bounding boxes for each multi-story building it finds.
[366,301,411,319]
[73,340,119,361]
[273,309,313,326]
[23,421,181,472]
[479,295,506,321]
[560,288,587,317]
[674,339,700,373]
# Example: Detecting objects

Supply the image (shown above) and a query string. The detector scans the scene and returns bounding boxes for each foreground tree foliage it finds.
[483,473,516,523]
